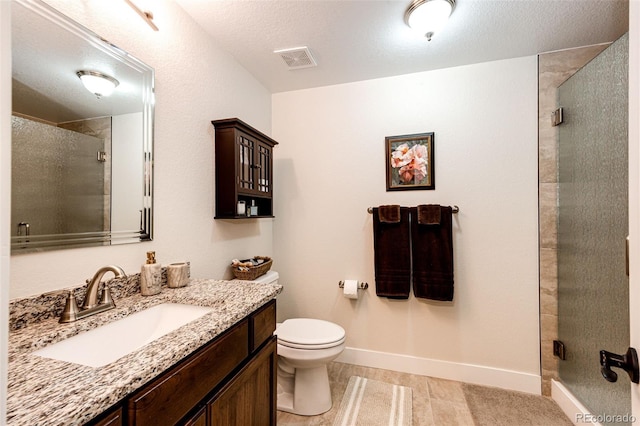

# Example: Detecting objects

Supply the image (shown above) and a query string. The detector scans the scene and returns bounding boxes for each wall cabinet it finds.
[211,118,278,219]
[85,300,277,426]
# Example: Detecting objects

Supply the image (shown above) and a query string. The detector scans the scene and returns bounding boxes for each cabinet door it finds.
[236,130,256,193]
[183,407,207,426]
[236,131,273,198]
[209,338,277,426]
[255,140,273,196]
[86,407,123,426]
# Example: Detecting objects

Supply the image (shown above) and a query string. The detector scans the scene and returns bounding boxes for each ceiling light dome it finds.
[76,70,119,98]
[405,0,456,41]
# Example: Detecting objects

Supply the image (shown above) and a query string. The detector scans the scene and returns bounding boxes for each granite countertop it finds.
[6,278,282,426]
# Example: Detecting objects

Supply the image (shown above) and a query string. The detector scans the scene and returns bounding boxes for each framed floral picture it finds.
[385,132,435,191]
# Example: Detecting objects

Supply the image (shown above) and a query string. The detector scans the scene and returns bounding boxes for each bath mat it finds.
[463,383,573,426]
[333,376,412,426]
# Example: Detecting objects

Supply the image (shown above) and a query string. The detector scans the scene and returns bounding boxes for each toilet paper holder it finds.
[338,281,368,290]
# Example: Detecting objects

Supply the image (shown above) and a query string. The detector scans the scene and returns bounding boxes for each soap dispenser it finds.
[140,251,161,296]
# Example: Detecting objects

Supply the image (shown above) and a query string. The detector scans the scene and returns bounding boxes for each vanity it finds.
[7,278,282,425]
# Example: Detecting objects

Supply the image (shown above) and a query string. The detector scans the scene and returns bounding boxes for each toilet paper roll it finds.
[343,279,359,299]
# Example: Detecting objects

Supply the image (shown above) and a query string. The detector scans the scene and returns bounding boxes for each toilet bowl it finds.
[276,318,346,415]
[252,271,346,416]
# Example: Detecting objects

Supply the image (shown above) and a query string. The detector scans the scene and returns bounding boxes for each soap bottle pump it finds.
[140,251,162,296]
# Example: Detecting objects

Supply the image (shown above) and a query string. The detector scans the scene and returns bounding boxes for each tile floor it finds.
[276,362,573,426]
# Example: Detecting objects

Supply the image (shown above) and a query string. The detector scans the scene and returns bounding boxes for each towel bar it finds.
[367,205,459,214]
[338,281,368,289]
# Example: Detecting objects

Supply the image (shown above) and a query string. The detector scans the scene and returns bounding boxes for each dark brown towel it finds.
[417,204,441,225]
[373,207,411,298]
[411,206,454,301]
[379,205,401,223]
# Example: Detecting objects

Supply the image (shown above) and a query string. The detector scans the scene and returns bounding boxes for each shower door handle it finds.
[627,235,630,276]
[600,347,639,384]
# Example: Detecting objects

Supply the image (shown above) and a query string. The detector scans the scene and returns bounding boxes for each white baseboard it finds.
[551,379,602,426]
[335,346,541,395]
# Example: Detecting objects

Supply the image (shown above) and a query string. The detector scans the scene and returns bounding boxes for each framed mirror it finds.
[11,0,154,253]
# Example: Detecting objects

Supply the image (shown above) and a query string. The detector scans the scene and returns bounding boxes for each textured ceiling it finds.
[176,0,629,93]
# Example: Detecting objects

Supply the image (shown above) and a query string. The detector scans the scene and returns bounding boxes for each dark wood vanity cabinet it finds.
[211,118,278,219]
[87,300,277,426]
[89,407,124,426]
[208,338,277,426]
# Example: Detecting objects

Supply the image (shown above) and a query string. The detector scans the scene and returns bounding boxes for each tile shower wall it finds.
[538,44,609,396]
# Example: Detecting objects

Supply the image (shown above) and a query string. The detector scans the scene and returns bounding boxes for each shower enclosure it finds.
[557,33,630,423]
[11,116,109,244]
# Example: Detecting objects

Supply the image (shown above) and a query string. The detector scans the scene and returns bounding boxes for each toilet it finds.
[252,271,346,416]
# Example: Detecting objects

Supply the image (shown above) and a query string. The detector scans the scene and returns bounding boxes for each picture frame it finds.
[385,132,435,191]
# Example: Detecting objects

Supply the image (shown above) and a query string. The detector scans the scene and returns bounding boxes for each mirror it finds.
[11,0,154,253]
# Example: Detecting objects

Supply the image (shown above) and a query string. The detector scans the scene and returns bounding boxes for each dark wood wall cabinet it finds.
[86,300,277,426]
[212,118,279,219]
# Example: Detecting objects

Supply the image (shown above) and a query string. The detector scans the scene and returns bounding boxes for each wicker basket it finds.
[231,257,273,281]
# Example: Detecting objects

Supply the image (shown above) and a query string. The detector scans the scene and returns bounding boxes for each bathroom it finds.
[1,0,639,424]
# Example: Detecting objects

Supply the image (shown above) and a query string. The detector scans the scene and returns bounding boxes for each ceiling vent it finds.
[274,46,317,70]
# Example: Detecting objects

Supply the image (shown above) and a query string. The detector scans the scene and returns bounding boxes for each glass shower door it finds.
[557,33,629,423]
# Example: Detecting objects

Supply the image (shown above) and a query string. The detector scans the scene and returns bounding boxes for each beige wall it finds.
[272,57,541,392]
[9,0,274,299]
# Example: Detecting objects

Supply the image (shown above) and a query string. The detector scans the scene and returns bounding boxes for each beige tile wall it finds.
[538,44,609,396]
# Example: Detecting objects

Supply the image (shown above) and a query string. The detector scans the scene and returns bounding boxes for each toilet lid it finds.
[275,318,345,349]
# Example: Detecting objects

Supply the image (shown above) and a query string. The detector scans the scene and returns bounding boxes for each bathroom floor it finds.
[276,362,573,426]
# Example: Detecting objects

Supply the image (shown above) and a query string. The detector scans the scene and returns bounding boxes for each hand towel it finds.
[411,205,454,301]
[378,205,401,223]
[373,206,411,299]
[417,204,441,225]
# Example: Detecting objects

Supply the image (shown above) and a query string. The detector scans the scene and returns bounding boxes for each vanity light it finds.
[124,0,159,31]
[405,0,455,41]
[76,71,119,98]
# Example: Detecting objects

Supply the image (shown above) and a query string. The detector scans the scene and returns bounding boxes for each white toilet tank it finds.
[252,270,279,285]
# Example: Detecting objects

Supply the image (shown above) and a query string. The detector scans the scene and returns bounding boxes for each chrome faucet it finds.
[59,265,127,323]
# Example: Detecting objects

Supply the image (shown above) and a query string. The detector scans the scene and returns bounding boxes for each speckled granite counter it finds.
[7,278,282,426]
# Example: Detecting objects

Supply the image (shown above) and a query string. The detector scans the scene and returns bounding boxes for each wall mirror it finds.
[11,0,154,253]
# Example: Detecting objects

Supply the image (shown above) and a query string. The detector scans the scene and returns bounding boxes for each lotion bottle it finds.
[249,199,258,216]
[140,251,161,296]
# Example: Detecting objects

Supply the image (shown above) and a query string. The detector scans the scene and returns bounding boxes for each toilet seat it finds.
[276,318,345,350]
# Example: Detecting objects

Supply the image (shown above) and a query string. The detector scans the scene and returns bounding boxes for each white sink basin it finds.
[33,303,214,367]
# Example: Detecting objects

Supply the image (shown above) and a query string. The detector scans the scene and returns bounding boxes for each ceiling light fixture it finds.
[405,0,455,41]
[76,71,119,98]
[124,0,159,31]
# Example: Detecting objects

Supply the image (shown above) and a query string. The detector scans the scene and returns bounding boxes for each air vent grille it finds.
[274,46,317,70]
